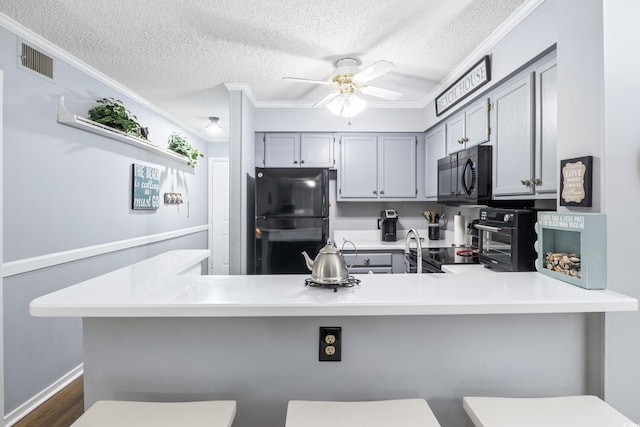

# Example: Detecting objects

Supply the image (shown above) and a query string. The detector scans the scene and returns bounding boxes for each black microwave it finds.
[437,145,492,205]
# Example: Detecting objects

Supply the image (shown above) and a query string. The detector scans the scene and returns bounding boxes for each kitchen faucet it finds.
[404,229,422,274]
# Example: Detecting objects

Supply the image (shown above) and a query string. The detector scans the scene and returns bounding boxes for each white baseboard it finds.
[4,364,83,427]
[2,225,208,278]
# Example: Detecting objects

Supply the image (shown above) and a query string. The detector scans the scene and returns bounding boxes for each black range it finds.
[405,247,479,273]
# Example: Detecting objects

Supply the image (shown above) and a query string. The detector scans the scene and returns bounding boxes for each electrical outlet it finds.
[319,327,341,361]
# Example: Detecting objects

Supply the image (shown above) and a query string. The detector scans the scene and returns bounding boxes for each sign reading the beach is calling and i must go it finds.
[132,163,161,210]
[435,55,491,116]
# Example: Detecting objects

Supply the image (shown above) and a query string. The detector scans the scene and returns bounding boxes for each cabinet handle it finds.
[364,258,371,265]
[300,160,305,164]
[293,160,298,164]
[380,190,385,195]
[458,139,464,144]
[463,137,469,143]
[373,190,378,195]
[520,179,531,187]
[532,178,541,186]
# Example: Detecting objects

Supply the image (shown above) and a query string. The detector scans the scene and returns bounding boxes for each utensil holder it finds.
[428,224,440,240]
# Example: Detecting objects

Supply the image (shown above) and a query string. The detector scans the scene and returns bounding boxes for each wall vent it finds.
[20,42,53,79]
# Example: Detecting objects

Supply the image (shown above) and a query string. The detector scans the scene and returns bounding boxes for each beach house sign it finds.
[435,56,491,116]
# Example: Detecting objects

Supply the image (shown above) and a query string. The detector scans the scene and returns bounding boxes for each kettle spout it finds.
[301,251,314,271]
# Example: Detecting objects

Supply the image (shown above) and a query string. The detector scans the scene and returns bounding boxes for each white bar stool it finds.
[70,400,237,427]
[463,395,634,427]
[285,398,441,427]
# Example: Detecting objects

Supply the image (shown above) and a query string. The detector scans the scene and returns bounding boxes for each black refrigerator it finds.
[254,167,329,274]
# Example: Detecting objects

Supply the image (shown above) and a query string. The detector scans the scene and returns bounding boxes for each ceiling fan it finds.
[283,57,402,120]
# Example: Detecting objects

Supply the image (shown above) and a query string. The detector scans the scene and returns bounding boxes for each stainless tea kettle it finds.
[301,240,356,284]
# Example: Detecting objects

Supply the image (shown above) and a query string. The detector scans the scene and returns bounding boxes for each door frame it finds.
[208,157,230,274]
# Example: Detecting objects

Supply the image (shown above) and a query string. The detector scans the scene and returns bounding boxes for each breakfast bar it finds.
[30,251,638,427]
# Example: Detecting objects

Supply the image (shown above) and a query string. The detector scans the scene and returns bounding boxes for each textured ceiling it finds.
[0,0,527,140]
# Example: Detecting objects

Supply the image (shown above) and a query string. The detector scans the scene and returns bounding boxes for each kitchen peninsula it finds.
[30,250,637,427]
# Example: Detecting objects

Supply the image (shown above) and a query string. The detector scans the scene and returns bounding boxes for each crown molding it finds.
[253,100,425,109]
[0,12,211,142]
[224,83,256,106]
[420,0,545,107]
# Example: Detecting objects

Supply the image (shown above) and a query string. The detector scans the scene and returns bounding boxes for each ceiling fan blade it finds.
[361,85,402,101]
[313,91,340,107]
[354,60,395,83]
[282,77,332,85]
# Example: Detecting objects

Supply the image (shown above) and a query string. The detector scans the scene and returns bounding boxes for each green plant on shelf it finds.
[88,97,148,140]
[168,132,204,167]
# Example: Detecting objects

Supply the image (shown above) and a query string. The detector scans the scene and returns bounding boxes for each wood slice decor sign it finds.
[560,156,593,207]
[132,163,160,210]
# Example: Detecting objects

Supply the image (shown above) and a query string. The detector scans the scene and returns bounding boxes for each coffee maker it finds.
[380,210,398,242]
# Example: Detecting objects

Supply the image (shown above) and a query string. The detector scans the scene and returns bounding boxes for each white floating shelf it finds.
[57,96,190,165]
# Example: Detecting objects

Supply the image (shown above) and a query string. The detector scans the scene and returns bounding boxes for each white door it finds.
[209,158,230,274]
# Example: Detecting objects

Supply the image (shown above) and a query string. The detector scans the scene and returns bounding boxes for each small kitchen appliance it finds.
[380,210,399,241]
[302,240,360,291]
[476,207,537,272]
[437,145,492,205]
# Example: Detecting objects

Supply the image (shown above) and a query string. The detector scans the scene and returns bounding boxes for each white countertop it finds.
[333,229,458,251]
[30,250,637,318]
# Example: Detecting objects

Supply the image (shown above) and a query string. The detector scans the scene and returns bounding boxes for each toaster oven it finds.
[476,208,538,272]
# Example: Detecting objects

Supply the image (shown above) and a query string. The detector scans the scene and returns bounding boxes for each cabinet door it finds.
[378,135,417,198]
[445,112,466,154]
[338,135,378,198]
[492,73,535,197]
[425,125,446,199]
[465,98,490,147]
[264,133,300,167]
[300,133,334,168]
[534,59,557,195]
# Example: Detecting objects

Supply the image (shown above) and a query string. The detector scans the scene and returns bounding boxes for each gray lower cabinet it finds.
[343,251,405,274]
[338,134,418,200]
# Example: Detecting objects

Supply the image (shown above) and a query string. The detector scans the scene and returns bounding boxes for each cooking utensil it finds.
[301,239,357,285]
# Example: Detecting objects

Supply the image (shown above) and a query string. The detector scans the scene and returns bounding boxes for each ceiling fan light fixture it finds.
[206,116,222,132]
[327,93,367,118]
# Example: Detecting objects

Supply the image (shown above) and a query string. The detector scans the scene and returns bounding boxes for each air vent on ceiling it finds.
[20,42,53,79]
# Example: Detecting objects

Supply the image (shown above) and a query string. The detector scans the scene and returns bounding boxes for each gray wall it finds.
[602,0,640,419]
[0,26,209,414]
[83,314,591,427]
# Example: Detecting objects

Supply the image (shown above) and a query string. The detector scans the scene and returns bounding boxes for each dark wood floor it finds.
[14,376,84,427]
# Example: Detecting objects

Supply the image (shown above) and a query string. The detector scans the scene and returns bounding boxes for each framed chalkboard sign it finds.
[560,156,593,207]
[132,163,160,210]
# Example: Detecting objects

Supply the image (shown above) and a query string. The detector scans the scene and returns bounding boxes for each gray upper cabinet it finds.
[534,58,558,195]
[425,125,446,200]
[378,135,417,198]
[492,73,535,197]
[262,133,334,168]
[492,52,557,199]
[445,98,490,154]
[339,135,378,198]
[338,134,417,200]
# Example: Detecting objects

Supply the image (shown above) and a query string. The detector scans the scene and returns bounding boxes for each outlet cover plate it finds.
[319,326,342,361]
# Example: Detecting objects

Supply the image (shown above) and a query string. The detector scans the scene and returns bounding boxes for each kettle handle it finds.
[340,238,358,271]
